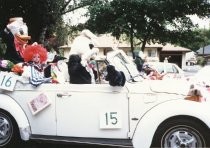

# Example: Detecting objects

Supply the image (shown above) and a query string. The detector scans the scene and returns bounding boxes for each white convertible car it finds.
[0,49,210,148]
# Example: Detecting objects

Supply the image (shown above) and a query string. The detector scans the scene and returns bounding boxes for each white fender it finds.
[132,99,210,148]
[0,94,30,141]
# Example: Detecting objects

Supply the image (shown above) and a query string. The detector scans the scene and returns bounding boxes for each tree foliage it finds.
[170,28,210,52]
[86,0,210,58]
[0,0,96,44]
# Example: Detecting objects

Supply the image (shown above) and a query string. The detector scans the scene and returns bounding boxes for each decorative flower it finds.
[0,60,14,69]
[11,64,24,75]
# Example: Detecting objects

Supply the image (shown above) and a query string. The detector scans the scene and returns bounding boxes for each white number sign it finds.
[100,111,122,129]
[0,72,17,91]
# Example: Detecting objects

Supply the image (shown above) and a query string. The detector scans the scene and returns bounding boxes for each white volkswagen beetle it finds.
[0,49,210,148]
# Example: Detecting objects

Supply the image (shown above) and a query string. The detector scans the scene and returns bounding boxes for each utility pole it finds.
[203,31,205,57]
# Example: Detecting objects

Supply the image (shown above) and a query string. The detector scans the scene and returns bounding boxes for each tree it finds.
[171,28,210,52]
[86,0,210,58]
[0,0,97,44]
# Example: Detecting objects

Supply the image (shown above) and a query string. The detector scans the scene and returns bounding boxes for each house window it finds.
[148,49,156,57]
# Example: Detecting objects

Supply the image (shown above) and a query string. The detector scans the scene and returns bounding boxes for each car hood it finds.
[126,79,190,96]
[149,79,190,95]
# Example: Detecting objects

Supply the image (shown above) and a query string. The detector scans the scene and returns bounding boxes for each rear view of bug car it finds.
[0,48,210,148]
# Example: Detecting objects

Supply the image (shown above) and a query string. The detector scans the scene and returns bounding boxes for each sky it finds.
[64,9,210,29]
[190,15,210,29]
[63,8,88,25]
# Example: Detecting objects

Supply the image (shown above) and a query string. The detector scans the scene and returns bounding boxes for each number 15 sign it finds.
[0,72,17,91]
[100,111,122,129]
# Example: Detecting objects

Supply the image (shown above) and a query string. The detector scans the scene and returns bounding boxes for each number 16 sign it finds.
[0,72,17,91]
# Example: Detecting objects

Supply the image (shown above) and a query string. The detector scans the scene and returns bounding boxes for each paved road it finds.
[21,141,121,148]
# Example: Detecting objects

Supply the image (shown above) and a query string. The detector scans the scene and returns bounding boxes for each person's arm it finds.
[156,70,167,80]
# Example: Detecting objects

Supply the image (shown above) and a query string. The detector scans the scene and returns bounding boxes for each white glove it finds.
[92,47,99,54]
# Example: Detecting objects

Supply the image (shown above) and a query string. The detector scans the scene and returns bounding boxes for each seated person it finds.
[22,44,51,86]
[143,64,166,80]
[68,54,91,84]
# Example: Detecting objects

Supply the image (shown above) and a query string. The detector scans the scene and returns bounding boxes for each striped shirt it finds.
[29,64,51,87]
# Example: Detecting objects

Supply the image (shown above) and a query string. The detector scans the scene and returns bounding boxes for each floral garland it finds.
[0,59,14,70]
[0,59,24,75]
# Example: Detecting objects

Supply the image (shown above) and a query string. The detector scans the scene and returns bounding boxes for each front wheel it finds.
[0,110,21,147]
[151,117,210,148]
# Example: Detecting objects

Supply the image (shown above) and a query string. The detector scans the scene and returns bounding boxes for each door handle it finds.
[57,93,72,98]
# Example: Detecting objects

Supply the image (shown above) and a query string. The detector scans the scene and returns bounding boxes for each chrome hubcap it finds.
[163,127,203,148]
[0,116,11,144]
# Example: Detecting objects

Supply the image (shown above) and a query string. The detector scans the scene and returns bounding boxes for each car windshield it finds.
[149,62,181,74]
[165,64,179,73]
[151,63,165,73]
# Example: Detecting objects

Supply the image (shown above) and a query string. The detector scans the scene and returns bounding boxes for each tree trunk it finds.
[39,26,47,45]
[140,27,151,52]
[129,24,135,59]
[141,39,147,52]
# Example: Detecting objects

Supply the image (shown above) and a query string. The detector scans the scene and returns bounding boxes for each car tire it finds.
[0,109,21,147]
[151,117,210,148]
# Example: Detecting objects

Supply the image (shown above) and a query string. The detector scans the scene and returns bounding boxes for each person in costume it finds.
[105,65,126,86]
[142,64,167,80]
[134,51,146,72]
[22,44,51,87]
[43,33,69,83]
[68,29,99,84]
[68,54,91,84]
[1,17,31,63]
[68,29,99,60]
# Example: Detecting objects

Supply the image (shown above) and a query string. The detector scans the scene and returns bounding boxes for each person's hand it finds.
[92,47,99,54]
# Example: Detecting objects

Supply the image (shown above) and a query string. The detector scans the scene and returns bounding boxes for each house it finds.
[197,45,210,56]
[59,34,191,69]
[159,44,191,68]
[196,45,210,65]
[185,51,197,66]
[95,34,191,68]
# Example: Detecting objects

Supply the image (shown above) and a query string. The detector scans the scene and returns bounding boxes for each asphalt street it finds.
[21,141,122,148]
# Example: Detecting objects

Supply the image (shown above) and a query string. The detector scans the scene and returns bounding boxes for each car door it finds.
[56,83,129,139]
[11,83,57,136]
